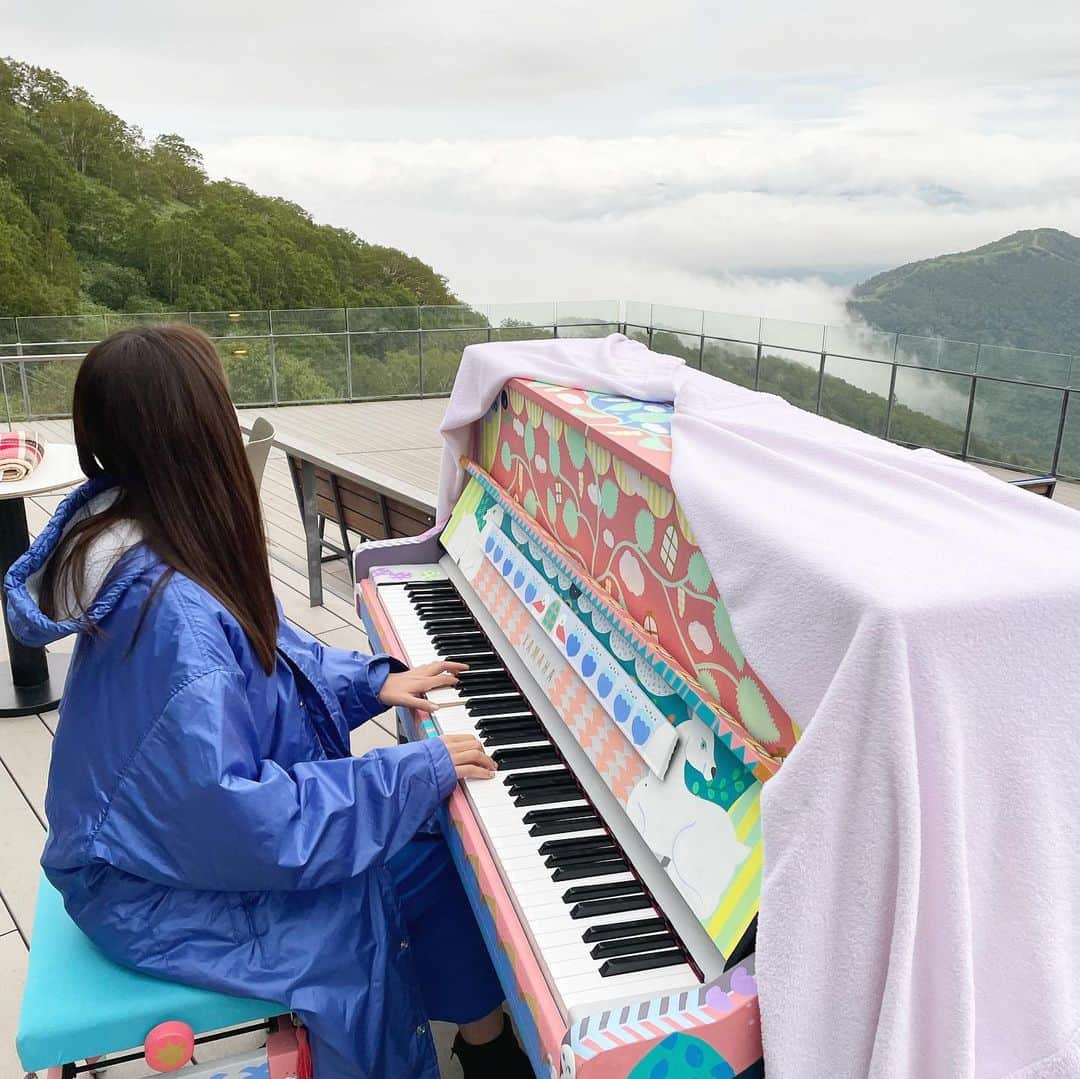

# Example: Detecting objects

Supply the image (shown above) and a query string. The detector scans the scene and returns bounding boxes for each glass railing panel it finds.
[270,308,347,335]
[556,323,619,339]
[347,306,420,332]
[825,324,896,363]
[216,338,273,405]
[0,318,17,345]
[624,325,651,347]
[821,356,892,437]
[24,356,82,418]
[757,347,821,411]
[484,302,556,330]
[624,301,652,328]
[760,317,823,354]
[421,329,488,394]
[702,339,756,389]
[1054,393,1080,480]
[421,306,489,330]
[888,367,970,454]
[190,310,271,338]
[968,379,1062,473]
[274,333,348,402]
[649,330,702,366]
[489,325,555,343]
[651,304,703,335]
[555,300,620,327]
[895,334,978,374]
[16,314,107,348]
[103,311,189,332]
[703,310,760,344]
[976,344,1071,387]
[349,332,421,398]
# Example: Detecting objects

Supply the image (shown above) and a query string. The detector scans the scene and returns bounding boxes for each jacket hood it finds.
[5,477,156,648]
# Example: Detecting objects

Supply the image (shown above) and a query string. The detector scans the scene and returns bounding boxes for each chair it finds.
[18,875,295,1076]
[244,417,275,490]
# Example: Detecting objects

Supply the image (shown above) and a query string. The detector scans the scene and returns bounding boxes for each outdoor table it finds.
[0,443,83,717]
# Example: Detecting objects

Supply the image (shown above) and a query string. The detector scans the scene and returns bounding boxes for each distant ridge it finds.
[847,228,1080,356]
[0,56,455,318]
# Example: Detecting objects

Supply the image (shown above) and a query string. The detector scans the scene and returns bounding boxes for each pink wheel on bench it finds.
[144,1020,195,1071]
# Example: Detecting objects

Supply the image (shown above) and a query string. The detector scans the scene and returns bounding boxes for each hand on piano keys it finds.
[377,659,470,713]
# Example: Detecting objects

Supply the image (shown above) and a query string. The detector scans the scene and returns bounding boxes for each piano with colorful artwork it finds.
[358,374,798,1079]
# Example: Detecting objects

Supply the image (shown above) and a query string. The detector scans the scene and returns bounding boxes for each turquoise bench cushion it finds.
[18,875,282,1071]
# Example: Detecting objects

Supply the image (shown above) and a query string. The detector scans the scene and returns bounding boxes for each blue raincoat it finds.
[5,479,503,1078]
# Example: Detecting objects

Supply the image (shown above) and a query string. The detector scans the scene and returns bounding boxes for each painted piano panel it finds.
[479,379,799,758]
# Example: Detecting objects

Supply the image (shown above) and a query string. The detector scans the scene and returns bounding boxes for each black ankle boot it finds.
[451,1014,533,1078]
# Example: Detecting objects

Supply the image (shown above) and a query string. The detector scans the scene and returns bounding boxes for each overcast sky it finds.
[4,0,1079,322]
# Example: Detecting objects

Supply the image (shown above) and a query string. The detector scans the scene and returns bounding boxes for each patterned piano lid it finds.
[478,379,798,760]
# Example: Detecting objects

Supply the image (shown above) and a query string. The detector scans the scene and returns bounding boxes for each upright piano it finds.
[358,376,797,1078]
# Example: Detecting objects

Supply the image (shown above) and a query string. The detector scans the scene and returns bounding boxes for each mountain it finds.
[847,229,1080,356]
[0,57,456,318]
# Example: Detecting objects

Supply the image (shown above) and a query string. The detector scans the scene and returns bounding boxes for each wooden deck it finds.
[1,396,1077,1075]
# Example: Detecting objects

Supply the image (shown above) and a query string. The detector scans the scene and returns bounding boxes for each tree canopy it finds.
[0,56,457,318]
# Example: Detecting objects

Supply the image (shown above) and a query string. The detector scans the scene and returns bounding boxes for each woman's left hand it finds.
[378,660,468,713]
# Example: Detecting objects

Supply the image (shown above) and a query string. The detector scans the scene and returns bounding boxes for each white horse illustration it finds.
[626,720,749,920]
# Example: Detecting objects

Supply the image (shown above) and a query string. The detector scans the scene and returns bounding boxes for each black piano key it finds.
[545,848,612,869]
[474,714,540,731]
[589,932,676,960]
[422,616,475,629]
[457,667,510,681]
[475,717,544,734]
[442,652,497,664]
[528,816,600,837]
[551,859,629,881]
[491,746,560,769]
[412,600,470,612]
[561,880,643,903]
[598,949,685,977]
[514,787,584,807]
[404,585,456,597]
[509,781,580,802]
[503,767,570,786]
[523,806,594,824]
[467,698,530,716]
[432,634,488,648]
[581,918,668,943]
[482,730,548,748]
[570,895,652,920]
[459,683,516,698]
[539,834,615,856]
[506,777,577,796]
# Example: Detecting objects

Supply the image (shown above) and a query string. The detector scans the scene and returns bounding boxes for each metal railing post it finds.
[344,308,354,400]
[1,361,11,429]
[753,343,763,391]
[14,324,31,421]
[884,336,900,439]
[1051,389,1070,475]
[961,374,979,460]
[417,307,425,397]
[268,310,279,405]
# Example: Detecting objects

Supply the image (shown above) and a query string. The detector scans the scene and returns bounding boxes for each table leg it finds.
[0,495,70,717]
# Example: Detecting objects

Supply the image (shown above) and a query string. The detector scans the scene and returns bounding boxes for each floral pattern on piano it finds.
[481,378,798,757]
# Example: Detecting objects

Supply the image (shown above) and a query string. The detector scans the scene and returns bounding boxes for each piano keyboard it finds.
[378,576,705,1021]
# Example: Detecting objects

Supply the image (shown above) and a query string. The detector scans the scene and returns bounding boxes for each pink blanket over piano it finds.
[438,334,1080,1079]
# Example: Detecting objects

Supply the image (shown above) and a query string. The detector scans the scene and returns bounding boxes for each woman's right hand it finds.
[439,734,497,780]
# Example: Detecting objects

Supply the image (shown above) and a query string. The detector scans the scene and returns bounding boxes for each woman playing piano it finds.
[4,326,533,1078]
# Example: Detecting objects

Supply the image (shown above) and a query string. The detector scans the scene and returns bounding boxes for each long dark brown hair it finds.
[40,324,279,672]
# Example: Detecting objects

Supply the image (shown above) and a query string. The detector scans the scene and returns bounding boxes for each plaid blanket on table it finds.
[0,431,45,482]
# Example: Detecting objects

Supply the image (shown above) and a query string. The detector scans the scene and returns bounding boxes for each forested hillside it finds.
[0,57,455,317]
[848,229,1080,356]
